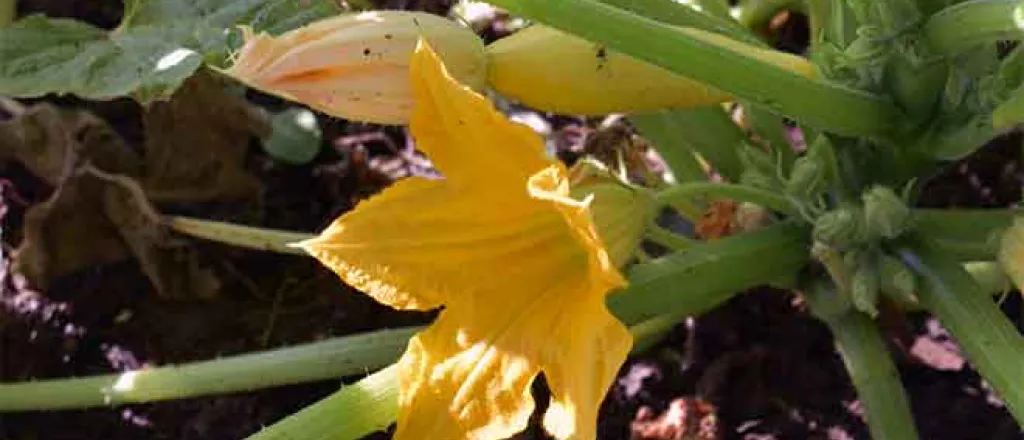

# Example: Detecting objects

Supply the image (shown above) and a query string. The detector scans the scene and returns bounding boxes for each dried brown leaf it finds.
[0,103,140,185]
[141,71,267,203]
[15,165,219,299]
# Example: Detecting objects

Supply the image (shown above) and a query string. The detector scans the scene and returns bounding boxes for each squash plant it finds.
[0,0,1022,439]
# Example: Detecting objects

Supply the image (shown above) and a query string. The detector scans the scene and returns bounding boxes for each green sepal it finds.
[813,205,868,249]
[850,251,881,317]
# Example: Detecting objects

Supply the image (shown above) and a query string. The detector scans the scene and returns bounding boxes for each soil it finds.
[1,2,1022,440]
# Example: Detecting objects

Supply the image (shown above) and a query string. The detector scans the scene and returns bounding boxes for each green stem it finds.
[645,224,698,251]
[245,364,400,440]
[0,327,416,411]
[630,106,748,182]
[898,240,1024,424]
[485,0,900,138]
[912,208,1021,261]
[923,0,1024,56]
[599,0,764,46]
[167,216,313,255]
[656,181,797,215]
[609,222,809,323]
[804,281,920,440]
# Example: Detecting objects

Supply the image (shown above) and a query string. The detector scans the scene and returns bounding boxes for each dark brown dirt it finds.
[1,2,1022,440]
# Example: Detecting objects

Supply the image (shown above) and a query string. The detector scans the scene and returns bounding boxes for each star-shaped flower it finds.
[298,41,632,440]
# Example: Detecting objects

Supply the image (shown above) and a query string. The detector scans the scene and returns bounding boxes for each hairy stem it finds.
[804,281,919,440]
[245,364,401,440]
[0,328,416,411]
[898,240,1024,424]
[656,181,797,215]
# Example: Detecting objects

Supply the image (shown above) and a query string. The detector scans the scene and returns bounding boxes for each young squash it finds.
[486,24,818,115]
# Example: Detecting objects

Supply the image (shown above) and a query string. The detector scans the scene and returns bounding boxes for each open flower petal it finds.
[299,40,631,440]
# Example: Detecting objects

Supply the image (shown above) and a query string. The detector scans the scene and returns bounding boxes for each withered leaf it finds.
[142,71,268,203]
[15,165,219,299]
[0,103,141,185]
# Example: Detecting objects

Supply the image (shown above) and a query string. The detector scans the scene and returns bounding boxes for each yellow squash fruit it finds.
[222,11,487,124]
[485,25,818,115]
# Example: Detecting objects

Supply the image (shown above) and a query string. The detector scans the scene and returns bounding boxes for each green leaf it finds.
[0,0,340,102]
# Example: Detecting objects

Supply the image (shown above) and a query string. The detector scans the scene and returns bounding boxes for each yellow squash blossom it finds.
[297,40,632,439]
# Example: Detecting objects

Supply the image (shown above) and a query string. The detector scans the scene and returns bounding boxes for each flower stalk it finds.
[898,240,1024,424]
[804,280,920,440]
[0,327,416,411]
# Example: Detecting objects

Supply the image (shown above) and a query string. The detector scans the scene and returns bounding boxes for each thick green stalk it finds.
[656,181,797,215]
[0,327,416,411]
[646,224,699,251]
[599,0,764,46]
[898,240,1024,423]
[609,222,810,323]
[923,0,1024,56]
[485,0,900,138]
[630,106,748,182]
[912,208,1020,261]
[804,281,919,440]
[245,364,400,440]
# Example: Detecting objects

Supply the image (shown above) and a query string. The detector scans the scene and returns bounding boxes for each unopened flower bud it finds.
[222,11,487,124]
